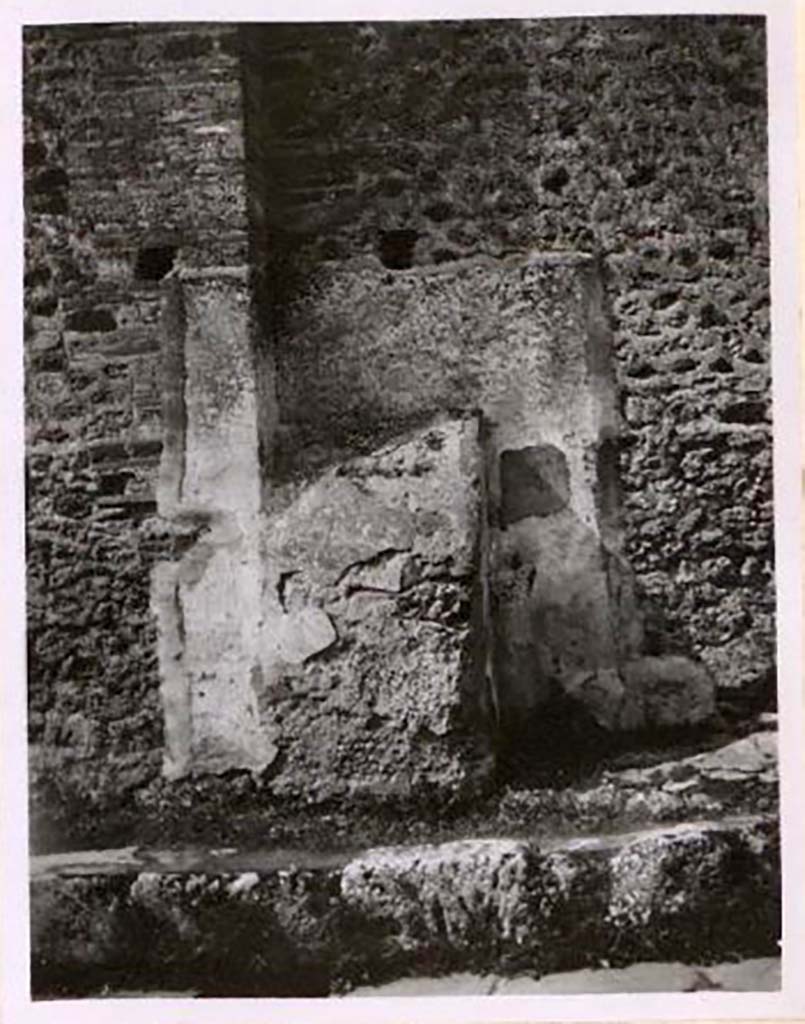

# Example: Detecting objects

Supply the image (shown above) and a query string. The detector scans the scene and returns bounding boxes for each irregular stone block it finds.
[257,416,492,799]
[497,728,778,832]
[624,655,716,728]
[616,731,776,790]
[31,863,343,998]
[564,666,644,732]
[685,729,777,782]
[563,655,716,732]
[607,817,780,961]
[341,838,536,950]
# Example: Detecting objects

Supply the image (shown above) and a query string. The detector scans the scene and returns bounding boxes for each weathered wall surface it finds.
[24,17,771,847]
[269,253,644,729]
[256,418,491,799]
[150,249,709,800]
[23,23,254,847]
[157,413,493,800]
[241,16,771,701]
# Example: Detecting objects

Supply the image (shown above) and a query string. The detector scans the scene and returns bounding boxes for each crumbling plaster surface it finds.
[151,250,713,791]
[256,418,491,798]
[155,416,493,798]
[272,253,643,723]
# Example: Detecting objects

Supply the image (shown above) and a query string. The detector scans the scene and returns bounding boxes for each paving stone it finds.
[496,961,700,994]
[494,729,778,835]
[347,972,495,997]
[344,958,781,996]
[707,956,781,991]
[615,730,777,788]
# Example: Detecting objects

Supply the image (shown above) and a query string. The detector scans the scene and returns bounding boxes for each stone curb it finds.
[30,814,779,998]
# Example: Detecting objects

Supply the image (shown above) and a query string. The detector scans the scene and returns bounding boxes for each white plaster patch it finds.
[259,607,337,665]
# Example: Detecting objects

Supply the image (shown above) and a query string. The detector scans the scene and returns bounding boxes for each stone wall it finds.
[240,16,771,700]
[24,17,772,848]
[23,23,255,847]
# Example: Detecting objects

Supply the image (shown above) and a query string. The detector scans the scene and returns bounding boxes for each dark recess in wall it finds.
[378,229,419,269]
[135,245,177,281]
